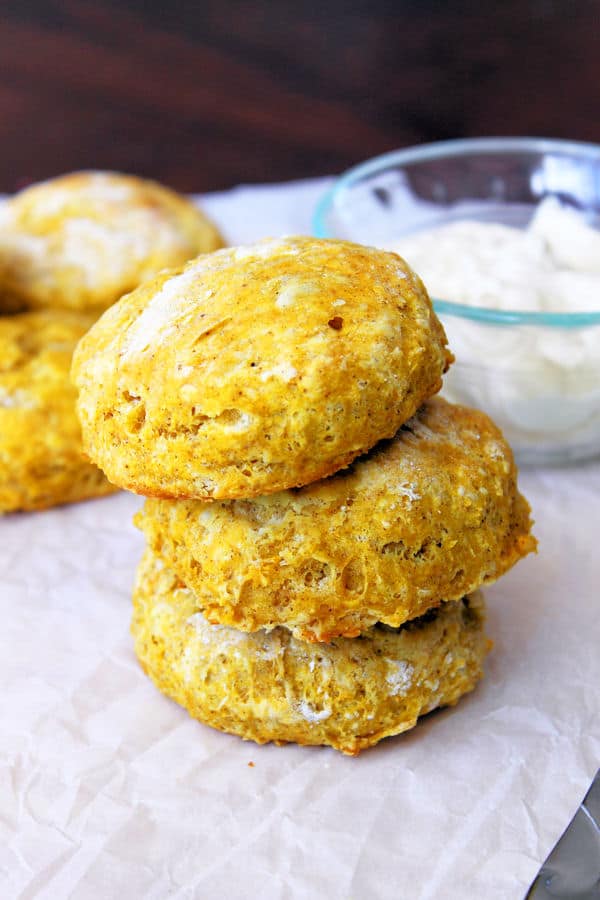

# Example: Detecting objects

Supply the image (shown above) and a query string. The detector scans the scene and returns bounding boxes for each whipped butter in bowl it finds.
[313,138,600,464]
[387,199,600,465]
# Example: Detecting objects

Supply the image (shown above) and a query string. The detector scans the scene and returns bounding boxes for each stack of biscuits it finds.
[0,171,222,513]
[72,237,536,755]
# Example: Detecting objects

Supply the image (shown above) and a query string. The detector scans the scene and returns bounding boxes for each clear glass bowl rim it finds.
[312,137,600,329]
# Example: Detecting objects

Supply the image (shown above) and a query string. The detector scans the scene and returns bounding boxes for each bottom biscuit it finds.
[132,549,491,755]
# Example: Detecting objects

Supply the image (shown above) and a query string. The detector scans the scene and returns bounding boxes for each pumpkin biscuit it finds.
[0,171,224,313]
[72,237,452,499]
[0,310,115,512]
[137,398,536,641]
[132,548,491,756]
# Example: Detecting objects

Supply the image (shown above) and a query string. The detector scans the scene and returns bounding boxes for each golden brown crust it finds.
[0,171,224,313]
[72,237,452,499]
[136,397,536,640]
[0,309,116,512]
[132,548,490,755]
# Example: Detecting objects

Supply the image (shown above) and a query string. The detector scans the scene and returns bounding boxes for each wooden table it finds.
[1,0,599,192]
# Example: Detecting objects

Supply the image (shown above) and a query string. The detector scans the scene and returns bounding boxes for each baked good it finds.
[136,397,536,641]
[72,237,452,499]
[132,548,491,755]
[0,310,116,512]
[0,171,224,313]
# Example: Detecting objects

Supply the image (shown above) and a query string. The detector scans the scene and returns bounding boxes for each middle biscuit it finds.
[137,397,536,642]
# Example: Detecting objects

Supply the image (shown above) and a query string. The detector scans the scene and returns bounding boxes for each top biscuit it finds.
[72,237,452,499]
[0,171,224,313]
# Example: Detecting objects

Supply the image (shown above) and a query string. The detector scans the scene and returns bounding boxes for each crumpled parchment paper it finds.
[1,178,599,900]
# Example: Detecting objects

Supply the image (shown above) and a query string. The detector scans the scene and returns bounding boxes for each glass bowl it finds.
[313,137,600,466]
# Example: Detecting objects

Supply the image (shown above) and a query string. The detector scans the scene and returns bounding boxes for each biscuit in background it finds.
[0,171,224,314]
[0,309,116,513]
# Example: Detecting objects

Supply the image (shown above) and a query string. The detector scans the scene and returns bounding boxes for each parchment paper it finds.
[1,178,599,900]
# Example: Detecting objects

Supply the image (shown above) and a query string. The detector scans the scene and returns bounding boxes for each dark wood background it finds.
[1,0,599,193]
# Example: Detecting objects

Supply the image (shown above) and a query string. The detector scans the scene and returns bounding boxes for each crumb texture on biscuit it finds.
[137,397,536,640]
[72,236,451,498]
[131,549,490,755]
[0,171,224,313]
[0,310,116,512]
